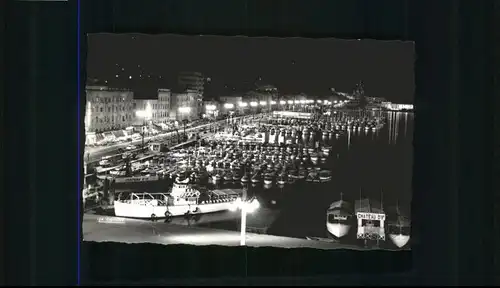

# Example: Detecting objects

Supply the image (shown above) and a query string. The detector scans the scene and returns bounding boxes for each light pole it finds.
[135,110,150,150]
[229,190,260,246]
[178,106,191,140]
[223,103,234,125]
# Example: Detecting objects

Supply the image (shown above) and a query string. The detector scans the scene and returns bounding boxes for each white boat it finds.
[263,175,273,185]
[319,170,332,182]
[321,146,331,155]
[212,173,221,183]
[326,195,353,238]
[113,177,240,219]
[306,172,320,183]
[387,205,411,248]
[297,170,307,180]
[389,233,410,248]
[223,172,233,181]
[251,172,261,183]
[241,174,249,183]
[277,175,286,185]
[310,153,319,163]
[99,157,112,166]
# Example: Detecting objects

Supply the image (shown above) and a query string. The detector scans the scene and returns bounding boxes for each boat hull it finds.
[389,234,410,248]
[113,201,235,218]
[319,176,332,182]
[326,222,351,238]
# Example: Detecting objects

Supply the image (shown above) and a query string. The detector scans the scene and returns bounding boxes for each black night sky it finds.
[87,34,415,103]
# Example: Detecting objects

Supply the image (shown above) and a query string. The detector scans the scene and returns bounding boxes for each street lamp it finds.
[205,104,216,111]
[135,109,151,149]
[229,195,260,246]
[250,101,258,107]
[178,107,191,139]
[224,103,234,109]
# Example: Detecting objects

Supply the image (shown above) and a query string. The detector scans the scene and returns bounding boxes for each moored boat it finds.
[113,177,241,219]
[326,194,353,238]
[387,205,411,248]
[319,170,332,182]
[264,174,274,185]
[241,173,249,183]
[251,172,262,183]
[223,172,233,181]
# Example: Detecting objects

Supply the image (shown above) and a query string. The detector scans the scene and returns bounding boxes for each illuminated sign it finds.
[356,212,385,221]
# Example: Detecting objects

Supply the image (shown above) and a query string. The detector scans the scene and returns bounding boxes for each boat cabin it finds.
[355,198,386,241]
[327,200,353,222]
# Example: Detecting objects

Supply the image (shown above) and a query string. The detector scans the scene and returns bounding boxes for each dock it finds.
[83,214,360,250]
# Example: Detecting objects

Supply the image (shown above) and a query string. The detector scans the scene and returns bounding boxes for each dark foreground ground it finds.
[81,216,412,284]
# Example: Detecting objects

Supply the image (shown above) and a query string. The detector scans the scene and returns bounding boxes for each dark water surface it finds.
[196,111,414,248]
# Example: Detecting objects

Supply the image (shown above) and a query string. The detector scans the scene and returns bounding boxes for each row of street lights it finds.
[206,99,348,110]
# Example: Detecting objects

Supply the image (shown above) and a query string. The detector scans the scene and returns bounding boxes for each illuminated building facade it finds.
[178,71,204,117]
[85,85,135,133]
[156,88,172,123]
[171,89,199,121]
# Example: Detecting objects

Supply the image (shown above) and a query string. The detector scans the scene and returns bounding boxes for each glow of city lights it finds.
[270,101,276,105]
[178,107,191,113]
[224,103,234,109]
[259,101,267,106]
[334,100,338,103]
[294,100,299,104]
[280,100,286,105]
[85,101,92,133]
[317,100,323,103]
[287,100,294,105]
[145,102,153,118]
[300,100,306,104]
[247,198,260,213]
[323,101,330,105]
[250,102,258,107]
[239,102,248,107]
[205,105,216,111]
[230,197,260,213]
[135,110,147,118]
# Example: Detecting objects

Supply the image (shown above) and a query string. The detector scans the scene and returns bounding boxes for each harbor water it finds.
[195,111,414,248]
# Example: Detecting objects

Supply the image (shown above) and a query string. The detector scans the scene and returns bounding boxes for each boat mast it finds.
[379,188,384,247]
